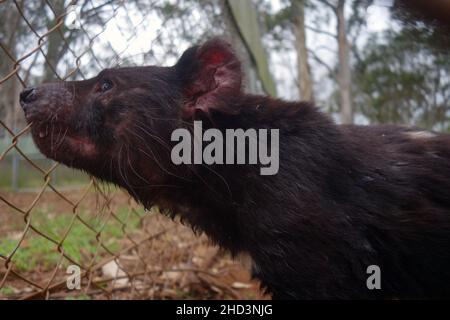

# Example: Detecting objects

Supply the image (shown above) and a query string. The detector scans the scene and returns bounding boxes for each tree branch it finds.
[305,24,337,38]
[307,48,336,80]
[315,45,336,54]
[317,0,338,14]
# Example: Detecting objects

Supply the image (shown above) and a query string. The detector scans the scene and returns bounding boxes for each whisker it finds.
[124,127,186,180]
[125,144,150,185]
[127,125,232,200]
[54,127,69,151]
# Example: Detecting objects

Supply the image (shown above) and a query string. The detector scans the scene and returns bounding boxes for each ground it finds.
[0,188,268,300]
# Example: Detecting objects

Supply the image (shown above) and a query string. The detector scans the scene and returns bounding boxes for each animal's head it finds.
[20,38,242,193]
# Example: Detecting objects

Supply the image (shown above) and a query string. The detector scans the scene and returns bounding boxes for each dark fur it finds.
[20,39,450,299]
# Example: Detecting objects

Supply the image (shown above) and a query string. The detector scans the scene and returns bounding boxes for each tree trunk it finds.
[219,0,263,95]
[43,0,66,81]
[337,0,353,124]
[0,1,21,131]
[292,0,314,101]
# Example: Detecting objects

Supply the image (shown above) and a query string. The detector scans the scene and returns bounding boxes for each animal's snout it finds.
[20,87,37,106]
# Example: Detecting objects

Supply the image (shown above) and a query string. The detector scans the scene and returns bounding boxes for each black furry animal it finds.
[20,38,450,299]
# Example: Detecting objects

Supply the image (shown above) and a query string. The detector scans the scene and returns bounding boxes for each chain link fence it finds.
[0,0,261,300]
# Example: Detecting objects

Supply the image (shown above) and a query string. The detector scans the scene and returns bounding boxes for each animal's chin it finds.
[31,125,99,169]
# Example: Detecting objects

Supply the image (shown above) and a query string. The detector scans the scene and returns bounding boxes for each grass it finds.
[0,287,15,296]
[0,206,145,273]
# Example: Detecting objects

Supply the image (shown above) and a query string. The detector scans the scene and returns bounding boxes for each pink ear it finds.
[177,38,242,118]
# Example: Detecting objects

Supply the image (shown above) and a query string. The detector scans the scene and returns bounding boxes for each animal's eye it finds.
[100,79,113,92]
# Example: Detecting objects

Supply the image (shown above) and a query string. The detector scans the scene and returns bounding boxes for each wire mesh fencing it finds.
[0,0,260,300]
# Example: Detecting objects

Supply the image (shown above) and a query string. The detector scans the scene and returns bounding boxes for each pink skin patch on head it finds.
[181,40,241,119]
[203,51,226,65]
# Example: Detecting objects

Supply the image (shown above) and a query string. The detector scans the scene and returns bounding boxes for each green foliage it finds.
[354,28,450,129]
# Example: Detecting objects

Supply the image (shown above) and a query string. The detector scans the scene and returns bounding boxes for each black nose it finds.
[20,87,37,105]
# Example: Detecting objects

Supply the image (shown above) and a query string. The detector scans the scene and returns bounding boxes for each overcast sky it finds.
[69,0,395,103]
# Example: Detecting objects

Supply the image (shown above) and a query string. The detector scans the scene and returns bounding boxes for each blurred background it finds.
[0,0,449,299]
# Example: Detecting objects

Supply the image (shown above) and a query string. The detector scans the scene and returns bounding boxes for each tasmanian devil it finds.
[20,38,450,299]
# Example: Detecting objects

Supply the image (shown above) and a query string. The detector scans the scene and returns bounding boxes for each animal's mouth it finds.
[19,87,98,165]
[29,118,98,168]
[21,102,47,124]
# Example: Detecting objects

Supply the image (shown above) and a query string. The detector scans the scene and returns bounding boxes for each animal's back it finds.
[336,124,450,298]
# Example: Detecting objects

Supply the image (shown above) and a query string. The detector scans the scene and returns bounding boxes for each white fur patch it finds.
[405,131,437,139]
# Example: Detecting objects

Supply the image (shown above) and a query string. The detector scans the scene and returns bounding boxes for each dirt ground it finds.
[0,187,269,300]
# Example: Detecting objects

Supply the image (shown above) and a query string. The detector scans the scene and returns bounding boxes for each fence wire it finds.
[0,0,250,300]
